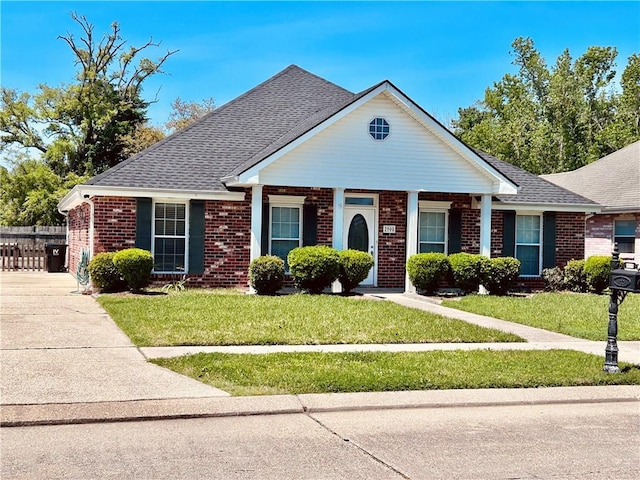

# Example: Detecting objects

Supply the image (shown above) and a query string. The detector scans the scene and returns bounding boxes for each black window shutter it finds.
[502,210,516,257]
[135,198,152,250]
[542,212,556,269]
[261,203,270,255]
[448,209,462,254]
[189,200,205,275]
[302,204,318,246]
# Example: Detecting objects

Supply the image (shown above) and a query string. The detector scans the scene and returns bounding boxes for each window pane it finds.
[616,237,635,254]
[345,197,374,206]
[153,202,187,273]
[615,220,635,236]
[419,212,445,243]
[517,215,540,244]
[271,207,299,240]
[419,243,445,253]
[517,245,539,276]
[271,239,299,269]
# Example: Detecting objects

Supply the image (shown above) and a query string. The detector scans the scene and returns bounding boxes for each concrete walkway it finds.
[1,272,638,427]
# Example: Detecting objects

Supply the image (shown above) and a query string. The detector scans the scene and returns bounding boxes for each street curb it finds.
[2,385,638,427]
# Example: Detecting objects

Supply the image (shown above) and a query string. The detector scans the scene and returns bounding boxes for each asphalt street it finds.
[2,401,638,479]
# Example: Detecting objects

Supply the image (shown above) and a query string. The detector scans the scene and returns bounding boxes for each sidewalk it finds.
[1,272,638,427]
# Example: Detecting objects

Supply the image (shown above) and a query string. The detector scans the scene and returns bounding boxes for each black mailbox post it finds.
[604,245,640,373]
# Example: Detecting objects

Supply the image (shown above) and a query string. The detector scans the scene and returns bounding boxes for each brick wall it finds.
[67,203,90,274]
[556,212,586,266]
[378,191,407,288]
[93,197,137,254]
[586,213,639,262]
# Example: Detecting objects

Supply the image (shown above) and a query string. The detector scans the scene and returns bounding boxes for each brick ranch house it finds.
[542,141,639,264]
[58,65,599,292]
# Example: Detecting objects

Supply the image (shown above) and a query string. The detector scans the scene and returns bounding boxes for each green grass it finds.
[152,350,640,396]
[97,291,523,346]
[442,292,640,341]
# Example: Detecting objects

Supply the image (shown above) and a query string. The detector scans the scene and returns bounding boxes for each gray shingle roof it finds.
[476,150,598,207]
[83,64,599,209]
[87,65,356,191]
[541,141,640,211]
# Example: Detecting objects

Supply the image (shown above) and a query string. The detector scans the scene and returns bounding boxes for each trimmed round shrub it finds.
[448,253,490,294]
[249,255,285,295]
[584,255,612,294]
[87,252,126,292]
[564,259,587,293]
[406,253,450,294]
[287,246,340,294]
[482,257,521,295]
[542,266,565,292]
[338,249,374,294]
[112,248,154,292]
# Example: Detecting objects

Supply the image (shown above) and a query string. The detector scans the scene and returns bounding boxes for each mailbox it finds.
[609,262,640,293]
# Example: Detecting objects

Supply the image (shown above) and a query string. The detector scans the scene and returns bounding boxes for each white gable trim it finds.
[58,185,245,213]
[226,82,518,196]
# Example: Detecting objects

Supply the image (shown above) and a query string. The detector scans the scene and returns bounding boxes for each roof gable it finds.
[228,82,518,195]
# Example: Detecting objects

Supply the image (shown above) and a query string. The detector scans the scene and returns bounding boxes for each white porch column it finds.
[405,191,419,294]
[331,188,345,293]
[479,193,492,294]
[250,185,263,263]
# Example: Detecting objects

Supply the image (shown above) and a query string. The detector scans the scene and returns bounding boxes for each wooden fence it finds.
[0,243,50,271]
[0,227,67,272]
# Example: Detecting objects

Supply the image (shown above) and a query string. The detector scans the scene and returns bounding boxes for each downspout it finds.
[85,196,95,258]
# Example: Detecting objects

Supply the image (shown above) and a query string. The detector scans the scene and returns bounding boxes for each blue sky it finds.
[2,1,639,129]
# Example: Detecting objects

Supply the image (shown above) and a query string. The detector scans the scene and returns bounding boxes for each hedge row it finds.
[249,247,374,295]
[542,256,612,294]
[406,252,521,296]
[88,248,153,293]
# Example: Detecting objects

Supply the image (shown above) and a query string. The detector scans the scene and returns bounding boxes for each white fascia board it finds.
[382,86,518,195]
[232,83,393,185]
[57,185,245,211]
[490,202,602,214]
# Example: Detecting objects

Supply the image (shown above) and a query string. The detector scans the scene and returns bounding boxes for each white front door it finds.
[343,205,377,286]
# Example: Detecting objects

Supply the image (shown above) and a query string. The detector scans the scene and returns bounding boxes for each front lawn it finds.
[97,291,522,346]
[152,350,640,396]
[442,292,640,341]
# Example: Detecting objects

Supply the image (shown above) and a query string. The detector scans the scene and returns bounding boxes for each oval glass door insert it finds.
[348,214,369,252]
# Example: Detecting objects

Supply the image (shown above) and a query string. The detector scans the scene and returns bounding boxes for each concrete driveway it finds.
[0,272,228,405]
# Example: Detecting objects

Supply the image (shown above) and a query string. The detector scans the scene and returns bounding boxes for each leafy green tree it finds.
[453,37,639,174]
[0,12,176,177]
[0,156,87,226]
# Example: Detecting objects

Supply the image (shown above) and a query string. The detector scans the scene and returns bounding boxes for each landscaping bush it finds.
[482,257,521,295]
[584,255,612,294]
[448,253,489,294]
[564,259,588,293]
[112,248,154,292]
[406,253,450,294]
[287,246,340,294]
[87,252,126,292]
[249,255,285,295]
[542,266,565,292]
[338,249,374,294]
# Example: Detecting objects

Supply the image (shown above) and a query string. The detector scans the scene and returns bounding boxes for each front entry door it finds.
[343,206,377,286]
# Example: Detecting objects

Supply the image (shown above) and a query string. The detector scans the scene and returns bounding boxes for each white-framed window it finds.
[418,201,450,254]
[269,195,305,269]
[614,219,636,254]
[516,214,542,276]
[368,117,390,141]
[153,201,188,273]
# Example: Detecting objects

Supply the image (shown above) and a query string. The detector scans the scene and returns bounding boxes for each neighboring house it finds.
[542,141,640,264]
[58,65,598,292]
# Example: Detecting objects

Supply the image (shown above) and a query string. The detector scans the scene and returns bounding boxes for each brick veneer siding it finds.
[67,203,91,274]
[586,213,639,263]
[93,197,137,254]
[378,191,407,288]
[555,212,586,267]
